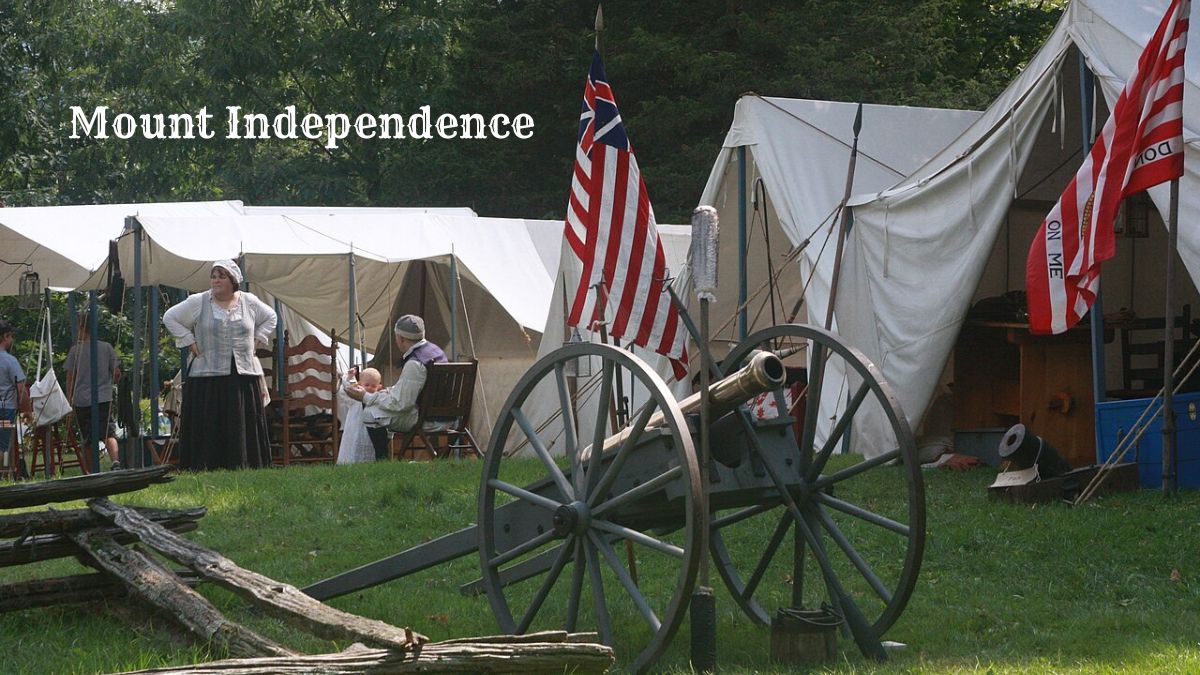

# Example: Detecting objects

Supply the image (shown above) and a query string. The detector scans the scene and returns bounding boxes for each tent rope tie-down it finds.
[694,202,832,366]
[751,178,782,328]
[755,95,908,179]
[454,266,497,441]
[502,366,608,458]
[1075,336,1200,505]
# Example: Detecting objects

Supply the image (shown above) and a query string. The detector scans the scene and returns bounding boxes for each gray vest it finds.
[187,293,264,377]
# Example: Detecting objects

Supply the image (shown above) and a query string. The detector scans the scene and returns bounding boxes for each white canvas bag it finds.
[29,305,72,427]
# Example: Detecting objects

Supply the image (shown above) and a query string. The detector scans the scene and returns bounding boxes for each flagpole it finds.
[1163,178,1180,495]
[1080,59,1109,464]
[594,4,603,56]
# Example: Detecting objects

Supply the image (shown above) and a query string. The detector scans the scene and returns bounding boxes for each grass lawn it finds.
[0,458,1197,674]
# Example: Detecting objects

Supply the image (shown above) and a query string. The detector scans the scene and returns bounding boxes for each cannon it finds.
[305,324,924,673]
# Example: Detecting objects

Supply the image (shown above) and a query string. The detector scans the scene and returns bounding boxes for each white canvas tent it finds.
[698,0,1200,459]
[0,201,249,295]
[89,211,557,447]
[241,205,477,218]
[836,0,1200,457]
[0,202,560,449]
[694,97,981,455]
[0,201,475,297]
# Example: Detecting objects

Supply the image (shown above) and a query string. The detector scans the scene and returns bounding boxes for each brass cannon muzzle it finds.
[591,350,787,458]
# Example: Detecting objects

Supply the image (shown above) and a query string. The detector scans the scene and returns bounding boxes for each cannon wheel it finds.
[478,342,703,674]
[709,323,925,639]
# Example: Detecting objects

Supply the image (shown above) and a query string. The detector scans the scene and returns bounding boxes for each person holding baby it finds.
[343,314,446,460]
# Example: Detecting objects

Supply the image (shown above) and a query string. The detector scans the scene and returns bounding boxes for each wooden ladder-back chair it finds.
[266,330,340,466]
[29,415,92,476]
[1110,304,1200,399]
[392,360,482,460]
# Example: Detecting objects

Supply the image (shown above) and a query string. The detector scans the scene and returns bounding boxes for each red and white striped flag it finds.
[1027,0,1189,334]
[565,50,689,378]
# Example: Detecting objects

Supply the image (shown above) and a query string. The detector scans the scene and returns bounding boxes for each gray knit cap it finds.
[393,314,425,341]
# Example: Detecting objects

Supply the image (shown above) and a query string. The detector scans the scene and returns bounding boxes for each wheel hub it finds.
[552,501,591,536]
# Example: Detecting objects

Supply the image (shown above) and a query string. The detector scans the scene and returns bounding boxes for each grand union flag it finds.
[1027,0,1190,334]
[565,51,688,377]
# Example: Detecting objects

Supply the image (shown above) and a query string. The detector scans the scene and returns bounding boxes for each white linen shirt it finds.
[162,290,277,377]
[360,340,429,432]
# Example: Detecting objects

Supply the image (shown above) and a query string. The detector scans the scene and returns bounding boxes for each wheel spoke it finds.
[566,537,585,632]
[731,410,827,605]
[807,381,872,480]
[584,534,612,645]
[586,360,615,495]
[711,502,775,530]
[793,505,886,659]
[591,519,685,559]
[814,491,909,537]
[490,528,559,568]
[742,510,792,601]
[590,530,661,632]
[813,505,892,603]
[487,478,563,513]
[799,340,830,464]
[792,519,806,607]
[512,407,574,502]
[591,465,681,518]
[555,363,583,498]
[587,399,658,509]
[810,447,902,491]
[517,534,577,634]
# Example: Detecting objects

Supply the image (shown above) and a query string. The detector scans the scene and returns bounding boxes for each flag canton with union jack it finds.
[565,51,688,379]
[577,57,628,156]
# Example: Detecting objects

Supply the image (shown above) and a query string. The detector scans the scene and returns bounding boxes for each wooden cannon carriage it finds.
[305,324,925,673]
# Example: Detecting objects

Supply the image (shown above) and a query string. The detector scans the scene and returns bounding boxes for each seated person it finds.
[0,319,32,474]
[344,314,446,460]
[336,366,382,465]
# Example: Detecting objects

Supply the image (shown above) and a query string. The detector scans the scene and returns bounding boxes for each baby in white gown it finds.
[337,367,383,464]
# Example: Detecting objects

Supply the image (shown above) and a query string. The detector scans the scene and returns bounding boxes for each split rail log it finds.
[70,528,295,658]
[0,570,201,612]
[0,506,206,538]
[0,466,175,509]
[0,519,199,567]
[88,498,428,651]
[117,631,615,674]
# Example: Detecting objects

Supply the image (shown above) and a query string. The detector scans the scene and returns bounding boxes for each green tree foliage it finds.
[0,290,181,392]
[0,0,1065,221]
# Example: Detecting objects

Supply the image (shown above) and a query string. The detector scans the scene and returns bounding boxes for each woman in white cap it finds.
[163,259,277,470]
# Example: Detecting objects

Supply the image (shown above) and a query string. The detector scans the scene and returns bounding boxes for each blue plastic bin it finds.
[1095,392,1200,489]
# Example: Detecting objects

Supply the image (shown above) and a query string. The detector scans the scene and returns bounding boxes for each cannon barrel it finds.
[593,350,786,457]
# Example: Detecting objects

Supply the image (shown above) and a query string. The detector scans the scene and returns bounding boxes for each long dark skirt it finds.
[179,373,271,471]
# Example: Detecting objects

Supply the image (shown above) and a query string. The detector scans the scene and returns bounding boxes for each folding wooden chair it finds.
[392,360,482,460]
